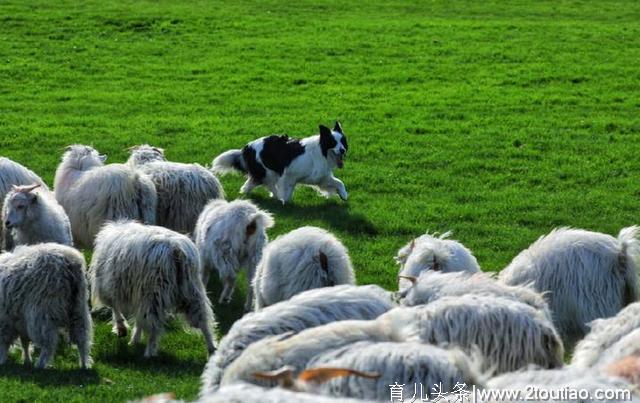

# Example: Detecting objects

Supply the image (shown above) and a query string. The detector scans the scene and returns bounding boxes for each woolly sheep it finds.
[400,271,551,319]
[128,145,224,234]
[2,184,72,250]
[486,367,638,403]
[392,294,564,373]
[0,243,92,369]
[201,284,394,395]
[54,145,157,248]
[572,302,640,368]
[90,221,215,357]
[0,157,48,249]
[193,199,273,309]
[395,231,480,290]
[307,341,483,401]
[499,227,640,345]
[252,226,355,309]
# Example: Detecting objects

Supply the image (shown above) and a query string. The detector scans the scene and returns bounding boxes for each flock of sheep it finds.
[1,145,640,403]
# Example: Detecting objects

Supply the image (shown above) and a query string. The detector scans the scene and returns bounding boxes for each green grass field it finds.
[1,0,639,401]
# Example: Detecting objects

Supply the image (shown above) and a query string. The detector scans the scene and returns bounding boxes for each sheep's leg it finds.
[20,336,31,367]
[77,338,91,369]
[144,328,161,358]
[200,323,215,355]
[244,266,256,312]
[219,273,236,305]
[35,331,59,369]
[130,324,143,345]
[240,179,259,195]
[112,309,127,338]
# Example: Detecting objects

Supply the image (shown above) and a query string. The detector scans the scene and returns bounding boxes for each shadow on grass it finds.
[0,363,100,387]
[250,194,378,236]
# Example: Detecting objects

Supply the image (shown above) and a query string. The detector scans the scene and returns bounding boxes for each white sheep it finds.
[90,221,216,357]
[0,243,92,368]
[198,383,376,403]
[307,341,483,401]
[2,184,72,250]
[395,231,480,290]
[572,302,640,368]
[0,157,48,249]
[393,294,564,374]
[193,199,273,309]
[252,226,355,309]
[499,227,640,345]
[400,271,551,319]
[128,145,224,234]
[201,284,394,395]
[486,367,638,403]
[54,145,157,248]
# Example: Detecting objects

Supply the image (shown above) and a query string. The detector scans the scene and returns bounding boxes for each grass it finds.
[0,0,639,401]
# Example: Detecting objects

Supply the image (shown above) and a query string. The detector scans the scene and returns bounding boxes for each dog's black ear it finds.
[319,125,335,157]
[333,121,343,133]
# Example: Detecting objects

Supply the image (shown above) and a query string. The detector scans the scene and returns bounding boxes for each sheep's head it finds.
[62,145,106,170]
[128,144,166,166]
[4,184,41,229]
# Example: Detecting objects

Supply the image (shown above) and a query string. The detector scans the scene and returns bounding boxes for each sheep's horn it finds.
[253,366,295,383]
[398,275,417,285]
[298,367,380,384]
[16,184,41,193]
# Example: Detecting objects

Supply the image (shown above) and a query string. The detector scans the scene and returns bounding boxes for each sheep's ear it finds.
[319,252,329,272]
[398,275,417,286]
[333,121,343,133]
[432,256,440,271]
[253,366,295,384]
[246,220,257,237]
[298,368,380,384]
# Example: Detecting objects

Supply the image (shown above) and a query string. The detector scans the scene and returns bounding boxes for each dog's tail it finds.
[212,149,245,175]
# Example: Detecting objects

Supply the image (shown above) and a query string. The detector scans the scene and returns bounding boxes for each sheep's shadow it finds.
[0,363,100,387]
[249,194,378,236]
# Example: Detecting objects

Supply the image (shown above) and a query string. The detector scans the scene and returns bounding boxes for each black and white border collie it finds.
[212,121,348,203]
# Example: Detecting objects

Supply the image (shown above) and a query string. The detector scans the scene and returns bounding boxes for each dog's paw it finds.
[339,191,348,201]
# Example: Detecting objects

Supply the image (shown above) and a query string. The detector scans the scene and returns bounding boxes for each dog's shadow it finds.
[250,194,378,236]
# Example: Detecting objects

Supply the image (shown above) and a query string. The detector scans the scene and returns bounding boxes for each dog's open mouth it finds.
[336,153,345,168]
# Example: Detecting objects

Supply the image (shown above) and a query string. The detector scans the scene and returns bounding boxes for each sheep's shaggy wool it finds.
[201,284,394,395]
[0,158,48,250]
[90,221,215,357]
[499,227,640,345]
[129,145,224,234]
[197,383,375,403]
[194,199,273,308]
[401,271,551,319]
[487,367,638,403]
[572,302,640,368]
[395,232,480,290]
[389,295,564,374]
[0,243,92,368]
[253,226,355,309]
[54,145,157,248]
[2,184,72,250]
[307,341,483,401]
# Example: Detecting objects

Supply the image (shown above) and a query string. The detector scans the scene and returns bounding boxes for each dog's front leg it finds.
[331,176,348,201]
[276,177,296,204]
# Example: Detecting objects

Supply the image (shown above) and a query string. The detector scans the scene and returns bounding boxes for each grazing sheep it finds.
[393,294,564,373]
[90,221,215,357]
[487,367,637,403]
[2,184,72,250]
[572,302,640,368]
[395,232,480,290]
[201,284,394,395]
[128,145,224,234]
[0,157,48,249]
[54,145,157,248]
[253,226,355,309]
[193,199,273,308]
[499,227,640,345]
[400,271,551,319]
[0,243,92,369]
[307,341,483,401]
